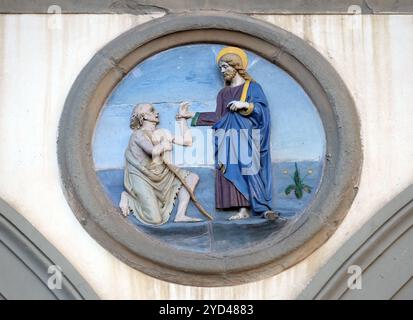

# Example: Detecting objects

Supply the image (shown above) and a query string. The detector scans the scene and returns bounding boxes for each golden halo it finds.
[216,46,248,69]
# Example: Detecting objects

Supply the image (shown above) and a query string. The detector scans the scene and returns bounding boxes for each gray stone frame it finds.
[58,12,362,286]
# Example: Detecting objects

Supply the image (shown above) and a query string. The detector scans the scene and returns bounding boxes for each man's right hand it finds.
[176,101,195,119]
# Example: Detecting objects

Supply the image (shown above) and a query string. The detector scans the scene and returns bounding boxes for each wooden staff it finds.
[164,161,213,221]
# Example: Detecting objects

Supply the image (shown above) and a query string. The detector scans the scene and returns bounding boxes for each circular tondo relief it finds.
[58,14,361,286]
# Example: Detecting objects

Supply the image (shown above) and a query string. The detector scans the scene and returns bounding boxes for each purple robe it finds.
[192,84,250,209]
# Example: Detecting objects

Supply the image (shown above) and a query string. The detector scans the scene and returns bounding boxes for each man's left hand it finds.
[227,101,249,112]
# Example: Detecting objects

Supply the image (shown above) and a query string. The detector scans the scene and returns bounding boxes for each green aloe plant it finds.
[284,163,312,199]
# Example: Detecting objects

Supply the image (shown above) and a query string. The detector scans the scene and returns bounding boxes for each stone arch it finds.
[0,198,98,300]
[299,185,413,299]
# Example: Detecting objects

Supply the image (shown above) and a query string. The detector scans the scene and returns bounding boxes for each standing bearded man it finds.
[180,47,279,220]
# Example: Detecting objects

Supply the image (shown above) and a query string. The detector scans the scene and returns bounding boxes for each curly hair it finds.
[219,53,253,84]
[129,104,146,129]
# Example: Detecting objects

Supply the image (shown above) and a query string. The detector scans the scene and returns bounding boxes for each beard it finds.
[223,68,237,83]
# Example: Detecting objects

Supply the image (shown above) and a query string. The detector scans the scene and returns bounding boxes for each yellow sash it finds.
[240,80,250,102]
[239,80,254,116]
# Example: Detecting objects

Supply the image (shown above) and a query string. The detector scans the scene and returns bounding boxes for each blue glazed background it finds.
[92,44,326,253]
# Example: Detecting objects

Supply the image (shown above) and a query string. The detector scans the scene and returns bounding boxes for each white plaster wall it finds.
[0,14,412,299]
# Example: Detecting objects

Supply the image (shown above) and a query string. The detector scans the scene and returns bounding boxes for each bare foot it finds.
[263,210,280,221]
[228,208,250,221]
[119,192,130,217]
[174,215,202,223]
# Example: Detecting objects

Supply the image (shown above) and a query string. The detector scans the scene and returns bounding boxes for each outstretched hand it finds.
[176,101,194,120]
